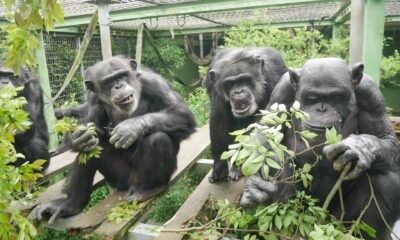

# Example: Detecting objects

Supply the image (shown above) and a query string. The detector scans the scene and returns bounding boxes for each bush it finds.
[381,50,400,88]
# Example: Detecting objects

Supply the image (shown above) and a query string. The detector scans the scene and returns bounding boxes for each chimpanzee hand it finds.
[110,119,144,149]
[240,173,277,208]
[35,199,82,225]
[70,128,99,153]
[323,134,376,180]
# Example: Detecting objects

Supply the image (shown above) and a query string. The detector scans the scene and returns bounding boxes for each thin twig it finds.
[366,174,400,240]
[347,186,373,236]
[322,163,351,210]
[339,187,345,221]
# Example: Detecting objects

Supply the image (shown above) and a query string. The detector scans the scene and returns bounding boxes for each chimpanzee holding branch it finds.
[0,64,50,169]
[36,56,196,224]
[205,47,287,183]
[241,58,400,239]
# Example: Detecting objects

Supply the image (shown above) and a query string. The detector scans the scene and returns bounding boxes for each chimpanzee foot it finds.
[229,165,243,181]
[124,185,167,202]
[208,168,229,183]
[35,198,81,225]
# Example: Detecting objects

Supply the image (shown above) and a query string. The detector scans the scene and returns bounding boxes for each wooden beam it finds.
[349,0,365,65]
[98,2,112,59]
[135,23,144,68]
[35,32,58,151]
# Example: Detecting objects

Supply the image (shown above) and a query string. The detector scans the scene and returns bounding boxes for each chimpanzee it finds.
[0,64,50,169]
[35,56,196,224]
[240,58,400,239]
[205,47,287,183]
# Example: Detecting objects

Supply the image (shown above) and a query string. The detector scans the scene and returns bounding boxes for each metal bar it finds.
[362,0,386,83]
[332,0,351,23]
[98,2,112,59]
[35,32,58,150]
[57,0,339,27]
[153,20,333,36]
[349,0,365,65]
[135,23,144,68]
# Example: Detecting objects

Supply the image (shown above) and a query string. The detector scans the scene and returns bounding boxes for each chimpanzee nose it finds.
[317,103,327,112]
[114,82,123,89]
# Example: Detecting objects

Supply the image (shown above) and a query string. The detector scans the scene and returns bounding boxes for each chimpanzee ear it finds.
[351,62,364,86]
[209,70,216,82]
[288,69,300,89]
[85,80,96,92]
[129,59,138,71]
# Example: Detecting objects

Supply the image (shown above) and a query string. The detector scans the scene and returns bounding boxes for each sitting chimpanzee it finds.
[36,56,196,224]
[240,58,400,239]
[0,64,50,169]
[205,47,287,182]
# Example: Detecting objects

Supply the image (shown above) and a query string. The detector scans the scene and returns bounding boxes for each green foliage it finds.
[186,87,210,126]
[107,201,144,224]
[83,185,110,212]
[0,0,64,74]
[223,21,349,68]
[381,50,400,88]
[148,168,207,223]
[210,102,374,239]
[53,118,103,164]
[142,38,186,78]
[35,229,85,240]
[0,86,46,240]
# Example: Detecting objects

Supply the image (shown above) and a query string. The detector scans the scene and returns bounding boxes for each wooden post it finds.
[98,1,112,60]
[135,23,144,68]
[36,32,58,150]
[362,0,386,83]
[349,0,365,65]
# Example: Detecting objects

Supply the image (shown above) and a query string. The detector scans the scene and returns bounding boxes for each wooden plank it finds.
[92,125,210,239]
[43,151,78,177]
[27,172,104,218]
[155,171,245,240]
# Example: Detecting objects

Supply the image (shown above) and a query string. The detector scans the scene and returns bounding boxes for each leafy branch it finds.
[54,117,102,164]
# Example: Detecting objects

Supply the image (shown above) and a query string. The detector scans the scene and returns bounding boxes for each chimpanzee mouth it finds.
[303,122,332,132]
[233,105,251,115]
[115,94,134,105]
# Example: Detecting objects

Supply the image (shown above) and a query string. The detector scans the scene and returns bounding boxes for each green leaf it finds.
[266,158,281,169]
[262,165,270,179]
[275,215,283,230]
[221,150,236,160]
[358,222,376,238]
[325,127,343,144]
[242,155,264,176]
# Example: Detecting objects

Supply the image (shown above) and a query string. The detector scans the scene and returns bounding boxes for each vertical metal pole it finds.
[199,33,204,59]
[135,23,144,68]
[332,24,341,40]
[362,0,386,83]
[36,32,58,150]
[97,2,112,60]
[349,0,365,65]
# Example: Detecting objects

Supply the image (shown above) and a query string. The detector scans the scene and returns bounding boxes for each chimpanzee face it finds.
[209,58,266,118]
[85,57,141,115]
[0,64,25,89]
[289,58,363,133]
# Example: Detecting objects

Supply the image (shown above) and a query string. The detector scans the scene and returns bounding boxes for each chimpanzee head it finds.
[84,56,141,115]
[0,63,30,89]
[206,50,268,118]
[289,58,363,134]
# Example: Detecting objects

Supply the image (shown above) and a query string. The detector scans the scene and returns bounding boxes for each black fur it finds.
[205,47,287,182]
[0,64,50,169]
[241,58,400,239]
[35,56,195,222]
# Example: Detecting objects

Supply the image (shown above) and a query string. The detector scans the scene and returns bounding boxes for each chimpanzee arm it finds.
[55,102,89,120]
[110,73,196,149]
[266,72,295,109]
[324,75,399,180]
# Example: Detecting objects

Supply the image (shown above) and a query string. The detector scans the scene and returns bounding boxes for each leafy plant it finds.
[149,168,207,223]
[53,117,103,164]
[224,20,349,68]
[0,86,46,240]
[0,0,64,74]
[83,185,110,212]
[107,201,144,224]
[381,50,400,88]
[186,87,210,126]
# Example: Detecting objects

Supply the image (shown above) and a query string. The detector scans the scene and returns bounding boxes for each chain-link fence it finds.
[44,33,135,107]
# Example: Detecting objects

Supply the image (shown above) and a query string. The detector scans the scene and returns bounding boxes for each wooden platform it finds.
[28,124,210,239]
[155,171,245,240]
